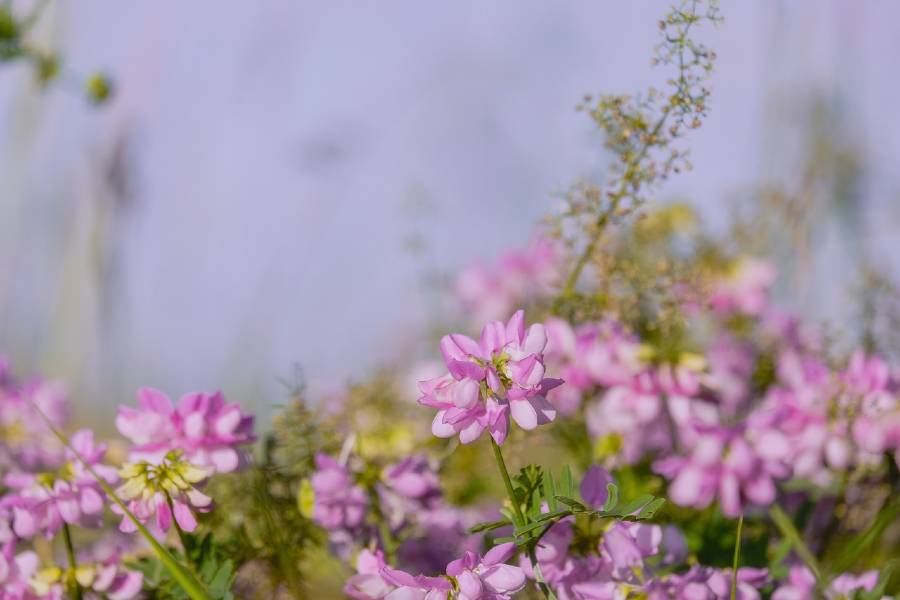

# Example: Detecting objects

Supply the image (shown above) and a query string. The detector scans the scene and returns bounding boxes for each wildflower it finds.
[379,455,441,529]
[772,565,885,600]
[654,425,783,517]
[2,430,117,539]
[419,310,562,445]
[0,543,44,600]
[344,549,393,600]
[709,258,776,316]
[112,450,212,533]
[116,388,254,473]
[26,555,142,600]
[0,373,69,471]
[456,236,562,323]
[310,453,368,531]
[445,543,527,599]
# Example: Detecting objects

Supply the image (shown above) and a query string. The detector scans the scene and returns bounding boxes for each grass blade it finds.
[768,504,822,583]
[730,513,743,600]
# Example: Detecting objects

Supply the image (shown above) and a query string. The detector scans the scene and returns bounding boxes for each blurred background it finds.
[1,1,898,423]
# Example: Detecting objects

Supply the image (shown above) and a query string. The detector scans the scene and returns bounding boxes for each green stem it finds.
[769,504,823,582]
[62,523,84,600]
[730,513,743,600]
[529,545,559,600]
[489,437,525,526]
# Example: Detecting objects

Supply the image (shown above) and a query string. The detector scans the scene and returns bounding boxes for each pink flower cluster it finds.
[116,388,255,473]
[419,310,562,445]
[310,451,477,570]
[0,358,68,471]
[2,430,118,539]
[345,543,526,600]
[456,235,563,324]
[539,266,900,517]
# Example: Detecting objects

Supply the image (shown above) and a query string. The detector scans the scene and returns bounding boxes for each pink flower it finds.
[344,549,394,600]
[419,310,562,445]
[709,258,776,316]
[0,374,69,471]
[456,236,562,324]
[2,430,117,539]
[0,543,47,600]
[654,425,782,517]
[579,465,613,509]
[346,544,525,600]
[116,388,254,473]
[111,451,213,534]
[772,566,885,600]
[445,543,527,599]
[311,453,368,531]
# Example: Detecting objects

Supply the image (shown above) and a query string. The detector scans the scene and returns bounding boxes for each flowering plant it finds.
[1,1,898,598]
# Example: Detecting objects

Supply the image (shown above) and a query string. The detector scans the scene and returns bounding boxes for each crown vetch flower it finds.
[116,388,254,473]
[26,555,143,600]
[419,309,562,445]
[2,430,117,540]
[310,453,368,531]
[0,543,45,600]
[0,372,69,471]
[346,543,525,600]
[111,450,212,533]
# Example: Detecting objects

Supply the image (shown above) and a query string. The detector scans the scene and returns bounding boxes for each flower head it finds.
[112,450,212,533]
[2,430,117,539]
[0,375,69,471]
[116,388,254,473]
[310,453,369,531]
[419,310,562,445]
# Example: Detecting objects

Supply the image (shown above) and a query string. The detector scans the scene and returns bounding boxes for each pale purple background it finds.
[0,1,898,418]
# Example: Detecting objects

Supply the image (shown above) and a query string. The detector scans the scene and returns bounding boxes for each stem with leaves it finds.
[488,438,557,599]
[769,504,823,586]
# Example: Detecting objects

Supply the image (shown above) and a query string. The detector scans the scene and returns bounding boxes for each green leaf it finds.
[613,493,654,517]
[636,497,665,520]
[602,483,619,512]
[536,509,571,523]
[560,465,574,497]
[554,496,587,511]
[468,519,511,534]
[493,536,517,544]
[543,469,558,512]
[768,504,823,583]
[514,520,552,537]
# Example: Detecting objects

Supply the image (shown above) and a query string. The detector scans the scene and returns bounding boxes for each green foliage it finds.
[130,533,235,600]
[202,395,335,598]
[470,464,665,550]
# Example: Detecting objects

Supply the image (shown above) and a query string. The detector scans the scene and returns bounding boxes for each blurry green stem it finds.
[769,504,822,581]
[560,115,669,298]
[730,513,743,600]
[62,523,84,600]
[489,437,524,526]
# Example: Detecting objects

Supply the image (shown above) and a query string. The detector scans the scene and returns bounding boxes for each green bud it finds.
[36,53,59,86]
[0,7,18,42]
[86,73,113,105]
[298,478,315,519]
